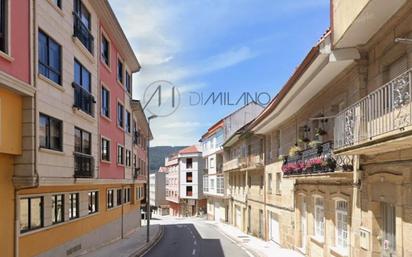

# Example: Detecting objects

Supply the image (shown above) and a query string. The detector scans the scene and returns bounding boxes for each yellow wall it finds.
[0,87,22,155]
[18,184,141,257]
[0,154,16,257]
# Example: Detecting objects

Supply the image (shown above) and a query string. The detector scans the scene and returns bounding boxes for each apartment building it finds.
[0,1,149,257]
[201,102,264,223]
[246,1,412,257]
[150,167,169,215]
[165,145,206,216]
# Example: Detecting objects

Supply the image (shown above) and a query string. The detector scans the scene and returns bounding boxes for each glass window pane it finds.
[30,198,42,229]
[75,128,82,153]
[50,118,62,151]
[82,68,91,92]
[19,199,29,231]
[38,32,48,65]
[39,115,49,148]
[74,61,81,85]
[49,41,60,72]
[82,131,91,154]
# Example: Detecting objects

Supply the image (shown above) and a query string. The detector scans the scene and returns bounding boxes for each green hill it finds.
[149,146,187,173]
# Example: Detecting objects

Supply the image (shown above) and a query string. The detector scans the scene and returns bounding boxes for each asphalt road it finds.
[143,220,250,257]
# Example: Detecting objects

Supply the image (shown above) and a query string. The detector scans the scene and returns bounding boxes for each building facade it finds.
[0,1,151,257]
[150,167,169,215]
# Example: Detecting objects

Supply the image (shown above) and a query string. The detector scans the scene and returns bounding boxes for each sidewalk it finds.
[208,221,303,257]
[80,224,163,257]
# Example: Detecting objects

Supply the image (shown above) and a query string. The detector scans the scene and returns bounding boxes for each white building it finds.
[201,102,264,222]
[149,168,169,215]
[165,145,206,216]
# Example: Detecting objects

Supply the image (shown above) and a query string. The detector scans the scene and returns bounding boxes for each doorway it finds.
[381,203,396,257]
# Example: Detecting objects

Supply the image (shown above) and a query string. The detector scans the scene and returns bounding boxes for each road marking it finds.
[192,235,195,239]
[194,240,197,245]
[192,249,196,255]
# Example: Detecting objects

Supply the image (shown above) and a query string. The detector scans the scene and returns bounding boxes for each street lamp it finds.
[146,114,157,243]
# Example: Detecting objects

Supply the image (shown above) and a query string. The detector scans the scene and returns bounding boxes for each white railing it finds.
[335,69,412,150]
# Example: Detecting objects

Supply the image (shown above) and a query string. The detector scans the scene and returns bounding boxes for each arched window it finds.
[314,197,325,239]
[335,200,349,252]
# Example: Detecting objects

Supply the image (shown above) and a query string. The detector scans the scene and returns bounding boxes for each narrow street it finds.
[143,217,251,257]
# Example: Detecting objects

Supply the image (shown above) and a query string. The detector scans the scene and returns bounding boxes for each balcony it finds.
[281,142,353,176]
[240,154,264,170]
[203,174,225,197]
[74,153,94,178]
[334,69,412,154]
[73,82,95,116]
[223,158,240,172]
[73,12,94,54]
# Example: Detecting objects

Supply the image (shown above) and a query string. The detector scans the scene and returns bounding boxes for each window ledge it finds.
[329,247,349,257]
[38,74,64,92]
[117,163,125,167]
[39,147,64,156]
[311,235,325,245]
[0,50,14,62]
[101,59,111,73]
[46,0,64,16]
[117,79,124,88]
[100,114,112,122]
[72,37,95,64]
[73,107,96,123]
[101,159,111,164]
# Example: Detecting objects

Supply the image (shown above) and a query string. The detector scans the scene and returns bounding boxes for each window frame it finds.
[186,158,193,169]
[74,59,91,92]
[0,0,9,54]
[101,32,110,67]
[116,188,122,205]
[101,137,111,162]
[117,144,124,165]
[51,194,65,224]
[314,197,325,240]
[38,30,62,85]
[107,189,114,209]
[117,58,124,84]
[117,102,124,128]
[19,196,44,233]
[125,110,131,133]
[101,86,110,118]
[74,127,91,155]
[88,191,99,214]
[335,200,349,252]
[69,193,79,220]
[39,113,63,152]
[125,149,131,167]
[125,70,132,94]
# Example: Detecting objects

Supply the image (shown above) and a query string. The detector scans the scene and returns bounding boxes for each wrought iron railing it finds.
[74,153,93,178]
[73,82,95,116]
[73,12,94,53]
[281,142,353,176]
[335,69,412,150]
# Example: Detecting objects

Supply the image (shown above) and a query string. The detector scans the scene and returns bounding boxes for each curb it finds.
[132,225,164,257]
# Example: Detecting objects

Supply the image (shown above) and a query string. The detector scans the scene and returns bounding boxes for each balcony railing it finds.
[73,82,95,116]
[73,12,94,54]
[240,154,264,168]
[335,69,412,150]
[281,142,353,176]
[74,153,94,178]
[223,158,240,171]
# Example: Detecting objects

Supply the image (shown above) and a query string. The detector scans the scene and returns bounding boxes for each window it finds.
[74,128,92,178]
[52,0,61,8]
[125,71,132,93]
[69,193,79,220]
[0,0,7,52]
[117,103,124,128]
[101,34,110,65]
[126,111,131,133]
[38,30,62,84]
[39,113,62,151]
[268,174,273,194]
[275,173,281,194]
[260,175,264,190]
[336,200,349,251]
[116,189,122,205]
[248,175,252,188]
[88,191,98,214]
[210,158,215,168]
[124,188,131,203]
[52,194,64,224]
[314,197,325,239]
[210,179,215,191]
[73,59,94,115]
[126,150,131,167]
[186,158,193,169]
[107,189,114,209]
[186,186,193,197]
[117,145,124,165]
[133,154,137,167]
[20,197,43,233]
[117,59,123,83]
[186,172,193,183]
[101,87,110,118]
[73,0,93,53]
[101,138,110,161]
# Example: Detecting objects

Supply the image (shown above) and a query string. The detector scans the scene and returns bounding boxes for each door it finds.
[301,198,307,251]
[235,206,242,230]
[270,212,280,244]
[214,202,221,222]
[259,210,263,238]
[382,203,396,257]
[248,206,251,233]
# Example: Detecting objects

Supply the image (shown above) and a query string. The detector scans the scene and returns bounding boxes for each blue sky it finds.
[109,0,330,146]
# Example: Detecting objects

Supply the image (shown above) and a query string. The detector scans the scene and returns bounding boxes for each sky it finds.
[109,0,330,146]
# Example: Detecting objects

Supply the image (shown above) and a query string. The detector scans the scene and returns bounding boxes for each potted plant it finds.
[315,128,327,137]
[289,145,302,156]
[308,140,322,149]
[298,137,310,144]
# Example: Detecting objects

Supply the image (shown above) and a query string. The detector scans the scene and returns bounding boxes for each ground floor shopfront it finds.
[206,197,229,222]
[7,182,144,257]
[169,199,207,217]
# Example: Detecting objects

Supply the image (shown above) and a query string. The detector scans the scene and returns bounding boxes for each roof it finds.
[131,100,153,140]
[222,119,255,147]
[179,145,201,154]
[158,167,168,173]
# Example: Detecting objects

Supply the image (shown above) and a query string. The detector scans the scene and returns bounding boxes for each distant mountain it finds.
[149,146,187,173]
